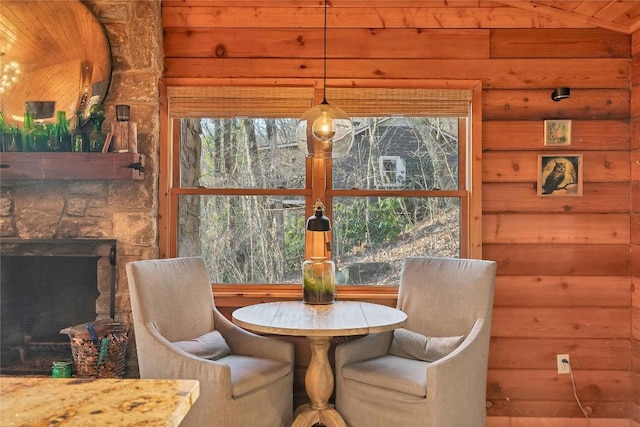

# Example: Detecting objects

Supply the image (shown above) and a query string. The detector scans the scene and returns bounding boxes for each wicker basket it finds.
[61,320,129,378]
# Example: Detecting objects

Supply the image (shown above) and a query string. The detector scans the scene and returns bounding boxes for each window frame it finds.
[158,78,484,304]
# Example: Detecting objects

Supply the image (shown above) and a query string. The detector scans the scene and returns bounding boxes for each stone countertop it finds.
[0,377,199,426]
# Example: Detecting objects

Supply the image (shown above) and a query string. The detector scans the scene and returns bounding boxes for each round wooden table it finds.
[232,300,407,427]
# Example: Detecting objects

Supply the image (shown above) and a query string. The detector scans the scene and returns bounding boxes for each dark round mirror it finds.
[0,0,111,127]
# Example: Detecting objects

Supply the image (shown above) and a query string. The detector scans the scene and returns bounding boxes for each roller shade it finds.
[167,86,313,118]
[166,86,472,118]
[325,87,471,117]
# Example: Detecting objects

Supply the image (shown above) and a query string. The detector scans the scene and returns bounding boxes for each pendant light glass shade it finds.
[296,99,354,158]
[296,0,354,158]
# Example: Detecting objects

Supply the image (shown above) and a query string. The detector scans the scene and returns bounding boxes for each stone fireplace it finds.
[0,1,164,377]
[0,239,116,374]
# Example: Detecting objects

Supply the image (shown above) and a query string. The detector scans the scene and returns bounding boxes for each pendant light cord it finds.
[322,0,328,103]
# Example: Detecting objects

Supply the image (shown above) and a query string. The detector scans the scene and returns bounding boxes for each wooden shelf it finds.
[0,152,145,181]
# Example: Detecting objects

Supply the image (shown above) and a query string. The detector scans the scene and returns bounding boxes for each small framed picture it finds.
[537,154,583,197]
[544,119,572,146]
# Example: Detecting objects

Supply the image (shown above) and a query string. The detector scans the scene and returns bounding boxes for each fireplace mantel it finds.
[0,153,145,181]
[0,239,117,258]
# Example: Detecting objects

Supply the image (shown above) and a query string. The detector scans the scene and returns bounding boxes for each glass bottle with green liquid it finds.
[70,110,87,152]
[22,112,35,152]
[0,112,11,152]
[88,104,106,152]
[56,111,71,152]
[32,124,49,151]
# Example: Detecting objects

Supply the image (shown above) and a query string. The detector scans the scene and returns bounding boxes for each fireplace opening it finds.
[0,239,116,375]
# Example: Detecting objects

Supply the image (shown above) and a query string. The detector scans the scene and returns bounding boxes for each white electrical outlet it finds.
[557,354,570,374]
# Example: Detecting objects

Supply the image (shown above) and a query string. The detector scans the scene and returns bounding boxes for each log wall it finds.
[161,2,636,425]
[482,25,633,425]
[631,29,640,427]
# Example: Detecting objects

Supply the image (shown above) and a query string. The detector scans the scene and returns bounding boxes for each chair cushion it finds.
[172,330,231,360]
[342,355,428,397]
[389,328,463,362]
[218,354,292,397]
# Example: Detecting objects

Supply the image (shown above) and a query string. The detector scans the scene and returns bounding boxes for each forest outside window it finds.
[161,84,479,288]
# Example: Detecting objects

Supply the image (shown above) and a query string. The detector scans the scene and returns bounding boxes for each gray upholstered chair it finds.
[126,257,294,427]
[335,256,496,427]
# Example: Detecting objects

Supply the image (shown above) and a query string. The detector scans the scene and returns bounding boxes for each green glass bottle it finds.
[89,118,106,152]
[56,111,71,152]
[88,105,106,152]
[22,112,36,152]
[45,123,58,151]
[9,125,20,152]
[0,112,10,152]
[33,124,49,151]
[70,110,87,152]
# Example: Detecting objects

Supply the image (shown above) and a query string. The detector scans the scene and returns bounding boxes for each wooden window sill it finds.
[212,284,399,308]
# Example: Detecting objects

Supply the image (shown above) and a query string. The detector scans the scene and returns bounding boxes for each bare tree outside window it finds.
[178,115,461,286]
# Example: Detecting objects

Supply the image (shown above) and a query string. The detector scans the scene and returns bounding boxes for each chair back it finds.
[397,256,496,337]
[126,257,215,342]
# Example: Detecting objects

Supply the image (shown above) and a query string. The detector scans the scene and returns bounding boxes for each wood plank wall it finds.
[484,29,633,426]
[161,2,635,424]
[631,30,640,427]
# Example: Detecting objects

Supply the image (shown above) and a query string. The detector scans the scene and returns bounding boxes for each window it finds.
[378,156,406,188]
[159,83,482,289]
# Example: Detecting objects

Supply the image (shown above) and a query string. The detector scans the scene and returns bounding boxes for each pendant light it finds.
[306,198,331,232]
[296,0,354,158]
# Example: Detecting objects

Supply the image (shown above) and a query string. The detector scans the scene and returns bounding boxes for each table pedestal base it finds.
[292,403,346,427]
[291,336,347,427]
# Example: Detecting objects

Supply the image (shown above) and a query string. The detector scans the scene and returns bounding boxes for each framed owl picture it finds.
[537,154,583,197]
[544,119,572,146]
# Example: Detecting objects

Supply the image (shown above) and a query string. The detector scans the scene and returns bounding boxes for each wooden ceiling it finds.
[163,1,640,34]
[500,1,640,34]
